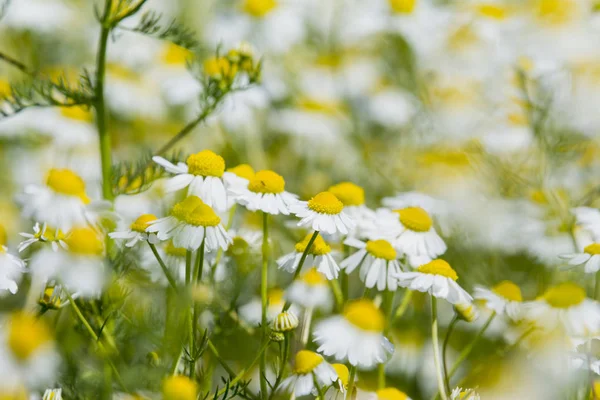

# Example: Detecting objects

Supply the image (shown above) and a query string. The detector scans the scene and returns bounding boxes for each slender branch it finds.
[260,212,270,400]
[0,52,30,74]
[282,231,320,312]
[431,297,448,400]
[148,242,178,289]
[393,290,413,322]
[443,315,459,394]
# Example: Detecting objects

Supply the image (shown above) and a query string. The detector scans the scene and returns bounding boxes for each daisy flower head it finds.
[18,223,67,253]
[43,388,62,400]
[341,238,402,291]
[450,387,480,400]
[285,267,334,311]
[524,282,600,337]
[560,243,600,273]
[223,163,255,206]
[109,214,159,247]
[474,280,523,321]
[313,299,394,369]
[279,350,338,397]
[233,169,298,215]
[19,168,93,231]
[0,225,25,295]
[292,191,355,235]
[271,310,299,333]
[328,182,375,236]
[277,234,340,280]
[395,259,472,305]
[239,288,296,326]
[152,150,228,211]
[146,196,232,252]
[364,388,413,400]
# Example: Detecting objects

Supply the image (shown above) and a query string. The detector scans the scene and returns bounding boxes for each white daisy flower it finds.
[223,164,255,207]
[0,226,25,295]
[279,350,338,397]
[292,192,355,235]
[109,214,159,247]
[385,328,424,378]
[239,288,296,326]
[313,299,394,369]
[152,150,229,212]
[394,259,472,305]
[524,282,600,337]
[341,238,403,291]
[560,243,600,273]
[18,223,67,253]
[328,182,376,238]
[573,207,600,240]
[473,280,524,321]
[360,387,413,400]
[277,234,340,280]
[146,196,232,252]
[19,168,95,231]
[29,227,106,298]
[450,387,480,400]
[285,267,334,312]
[324,363,349,400]
[43,388,63,400]
[231,169,298,215]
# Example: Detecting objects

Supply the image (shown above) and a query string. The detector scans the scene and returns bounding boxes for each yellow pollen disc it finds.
[0,224,6,247]
[184,203,221,227]
[65,227,103,256]
[60,105,93,122]
[476,4,507,19]
[417,259,458,281]
[542,282,586,308]
[165,241,187,257]
[186,150,225,177]
[172,196,205,221]
[248,170,285,194]
[388,0,417,14]
[300,267,326,286]
[537,0,573,24]
[162,375,198,400]
[46,168,90,203]
[332,363,349,387]
[293,350,323,374]
[366,240,397,261]
[268,288,284,305]
[295,234,331,256]
[242,0,277,17]
[343,299,385,332]
[376,388,409,400]
[204,56,235,79]
[396,207,433,232]
[8,312,52,360]
[0,387,28,400]
[162,43,193,66]
[227,164,255,180]
[492,281,523,302]
[308,192,344,215]
[585,243,600,255]
[328,182,365,206]
[130,214,158,233]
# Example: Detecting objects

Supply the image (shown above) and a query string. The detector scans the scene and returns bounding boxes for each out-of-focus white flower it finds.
[18,223,67,253]
[277,234,340,280]
[313,299,394,369]
[285,268,333,312]
[109,214,159,247]
[2,0,76,34]
[238,289,297,326]
[231,170,298,215]
[573,207,600,240]
[386,328,425,378]
[0,225,25,295]
[359,387,413,400]
[341,238,402,291]
[292,192,355,235]
[473,280,523,321]
[279,350,338,397]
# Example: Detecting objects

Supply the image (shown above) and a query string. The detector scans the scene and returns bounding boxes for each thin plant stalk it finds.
[260,211,269,400]
[443,314,459,394]
[282,230,320,312]
[431,297,448,400]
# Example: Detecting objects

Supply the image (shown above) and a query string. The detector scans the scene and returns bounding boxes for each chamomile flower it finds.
[324,363,349,400]
[341,238,402,291]
[162,375,197,400]
[223,164,255,201]
[573,207,600,239]
[0,312,59,388]
[18,223,67,253]
[239,288,295,326]
[29,227,106,297]
[279,350,338,397]
[152,150,228,211]
[394,259,472,305]
[109,214,159,247]
[272,310,299,333]
[450,387,480,400]
[232,169,298,215]
[524,282,600,337]
[361,388,413,400]
[43,388,62,400]
[386,328,425,378]
[146,196,232,252]
[473,280,523,321]
[560,243,600,273]
[313,299,394,369]
[285,267,334,311]
[277,234,340,280]
[328,182,375,238]
[292,192,355,235]
[19,168,94,231]
[0,225,25,295]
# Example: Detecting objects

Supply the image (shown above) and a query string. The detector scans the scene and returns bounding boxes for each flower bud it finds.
[271,310,299,333]
[454,302,479,323]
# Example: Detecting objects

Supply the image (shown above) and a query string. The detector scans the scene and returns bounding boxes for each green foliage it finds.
[123,10,200,50]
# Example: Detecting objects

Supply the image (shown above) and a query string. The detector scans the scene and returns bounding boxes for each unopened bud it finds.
[454,303,479,323]
[271,310,299,333]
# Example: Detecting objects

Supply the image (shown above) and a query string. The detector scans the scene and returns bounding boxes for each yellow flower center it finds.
[185,203,221,227]
[376,388,409,400]
[46,168,90,203]
[537,0,574,24]
[186,150,225,177]
[268,288,284,305]
[162,375,198,400]
[8,312,52,361]
[65,228,103,256]
[476,4,507,19]
[204,56,235,79]
[417,259,458,281]
[300,267,326,286]
[366,240,397,261]
[492,281,523,302]
[227,164,255,180]
[332,363,349,388]
[307,192,344,215]
[328,182,365,206]
[0,224,6,247]
[293,350,323,374]
[343,299,385,332]
[585,243,600,255]
[172,196,205,221]
[130,214,158,233]
[295,234,331,256]
[0,387,27,400]
[248,170,285,194]
[388,0,417,14]
[162,43,193,66]
[165,241,187,257]
[542,282,586,308]
[395,207,433,232]
[60,106,93,122]
[242,0,277,17]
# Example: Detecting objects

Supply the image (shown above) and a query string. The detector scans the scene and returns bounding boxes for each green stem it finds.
[190,238,205,378]
[211,204,237,280]
[329,279,344,312]
[260,211,269,400]
[595,271,600,301]
[443,315,459,394]
[393,290,413,322]
[313,373,326,399]
[347,365,357,400]
[148,242,177,290]
[341,242,349,301]
[431,297,448,400]
[269,334,291,399]
[283,231,320,312]
[185,250,193,377]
